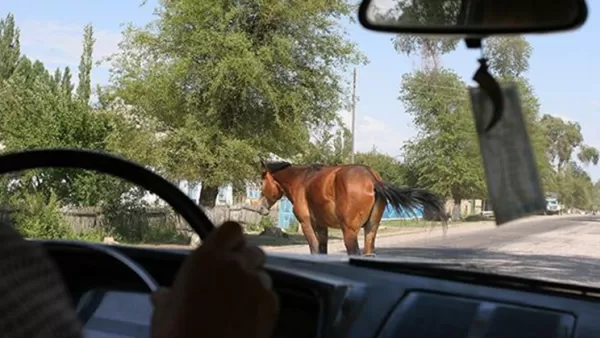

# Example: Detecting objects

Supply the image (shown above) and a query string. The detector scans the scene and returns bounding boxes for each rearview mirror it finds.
[358,0,588,36]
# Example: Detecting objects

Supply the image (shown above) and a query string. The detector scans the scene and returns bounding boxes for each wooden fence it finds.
[0,202,277,240]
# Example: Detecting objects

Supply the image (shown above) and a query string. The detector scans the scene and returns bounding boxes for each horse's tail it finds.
[373,181,446,222]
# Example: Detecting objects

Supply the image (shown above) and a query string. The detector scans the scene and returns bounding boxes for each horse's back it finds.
[303,164,377,206]
[334,165,378,188]
[302,164,380,205]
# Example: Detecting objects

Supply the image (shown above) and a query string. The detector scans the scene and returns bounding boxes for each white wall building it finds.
[127,152,289,206]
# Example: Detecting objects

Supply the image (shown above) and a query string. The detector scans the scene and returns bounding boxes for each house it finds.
[141,152,287,206]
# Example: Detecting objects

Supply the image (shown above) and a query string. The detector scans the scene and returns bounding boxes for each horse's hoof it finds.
[363,253,377,257]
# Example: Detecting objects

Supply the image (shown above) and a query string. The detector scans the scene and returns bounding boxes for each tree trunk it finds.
[198,185,219,208]
[451,198,462,221]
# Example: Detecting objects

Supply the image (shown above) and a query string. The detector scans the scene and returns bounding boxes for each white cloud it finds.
[337,111,386,133]
[336,110,413,157]
[359,116,386,133]
[19,20,121,67]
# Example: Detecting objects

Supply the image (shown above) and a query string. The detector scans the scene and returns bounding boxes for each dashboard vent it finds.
[271,287,322,338]
[380,292,575,338]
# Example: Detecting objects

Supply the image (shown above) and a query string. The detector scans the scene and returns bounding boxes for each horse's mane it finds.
[265,161,328,174]
[309,164,325,171]
[265,161,292,173]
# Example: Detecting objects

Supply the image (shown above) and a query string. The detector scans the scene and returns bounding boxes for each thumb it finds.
[201,221,245,252]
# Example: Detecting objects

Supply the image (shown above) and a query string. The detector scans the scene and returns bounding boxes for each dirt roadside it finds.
[261,214,585,254]
[261,220,495,254]
[113,215,580,252]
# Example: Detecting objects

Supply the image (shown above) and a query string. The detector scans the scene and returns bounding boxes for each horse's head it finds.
[256,158,284,216]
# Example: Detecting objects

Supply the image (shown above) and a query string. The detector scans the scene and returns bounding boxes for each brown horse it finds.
[256,160,447,256]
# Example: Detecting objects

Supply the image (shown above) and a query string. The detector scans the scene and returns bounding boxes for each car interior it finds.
[2,0,595,337]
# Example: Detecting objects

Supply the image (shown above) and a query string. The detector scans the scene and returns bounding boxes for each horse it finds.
[255,160,447,256]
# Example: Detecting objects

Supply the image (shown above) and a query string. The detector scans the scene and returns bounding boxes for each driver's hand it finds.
[150,221,279,338]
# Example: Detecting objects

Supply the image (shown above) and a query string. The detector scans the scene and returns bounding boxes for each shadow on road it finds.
[375,247,600,287]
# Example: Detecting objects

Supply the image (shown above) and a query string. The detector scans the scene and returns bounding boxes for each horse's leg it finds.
[294,205,319,254]
[300,219,319,254]
[314,224,328,254]
[363,198,386,257]
[340,226,360,255]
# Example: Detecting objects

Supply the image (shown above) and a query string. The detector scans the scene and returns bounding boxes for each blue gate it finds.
[278,198,297,228]
[382,204,423,220]
[277,199,423,228]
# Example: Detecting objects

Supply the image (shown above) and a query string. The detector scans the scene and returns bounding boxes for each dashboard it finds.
[76,290,152,338]
[42,241,600,338]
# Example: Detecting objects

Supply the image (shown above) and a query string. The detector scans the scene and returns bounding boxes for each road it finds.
[264,215,600,287]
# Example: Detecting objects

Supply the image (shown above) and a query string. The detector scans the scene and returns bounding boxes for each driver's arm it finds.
[0,221,83,338]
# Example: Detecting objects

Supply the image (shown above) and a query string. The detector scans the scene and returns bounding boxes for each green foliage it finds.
[287,220,300,233]
[102,0,367,205]
[394,34,599,210]
[485,37,533,78]
[9,190,100,241]
[246,216,276,232]
[400,68,486,201]
[301,121,353,165]
[259,217,275,229]
[1,0,599,249]
[355,148,405,186]
[0,13,181,241]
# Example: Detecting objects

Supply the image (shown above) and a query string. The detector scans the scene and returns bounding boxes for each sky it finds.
[2,0,600,179]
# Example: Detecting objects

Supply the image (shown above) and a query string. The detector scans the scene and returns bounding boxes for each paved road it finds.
[265,215,600,287]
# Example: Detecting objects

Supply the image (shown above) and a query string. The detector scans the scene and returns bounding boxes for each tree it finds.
[540,114,583,172]
[480,37,556,193]
[578,145,599,166]
[354,148,405,186]
[483,37,599,207]
[590,180,600,211]
[0,15,149,208]
[537,114,599,206]
[559,162,594,209]
[400,68,486,219]
[0,13,20,82]
[301,119,352,165]
[484,37,532,78]
[104,0,367,207]
[76,24,94,104]
[0,13,188,242]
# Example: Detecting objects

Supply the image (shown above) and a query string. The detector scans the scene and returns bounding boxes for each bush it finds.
[10,191,85,240]
[287,220,300,233]
[102,198,188,244]
[245,216,276,233]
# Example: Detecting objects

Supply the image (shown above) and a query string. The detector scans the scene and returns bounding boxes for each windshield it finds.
[1,0,599,287]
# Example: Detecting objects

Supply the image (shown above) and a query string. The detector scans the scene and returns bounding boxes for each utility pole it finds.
[350,67,357,163]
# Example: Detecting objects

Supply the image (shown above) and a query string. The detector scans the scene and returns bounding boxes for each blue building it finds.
[276,198,424,229]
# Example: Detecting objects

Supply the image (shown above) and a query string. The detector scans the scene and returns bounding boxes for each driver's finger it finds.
[240,245,266,269]
[257,270,273,290]
[151,288,171,309]
[203,221,245,252]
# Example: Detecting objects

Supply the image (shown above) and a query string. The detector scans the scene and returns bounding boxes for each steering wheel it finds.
[0,148,216,294]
